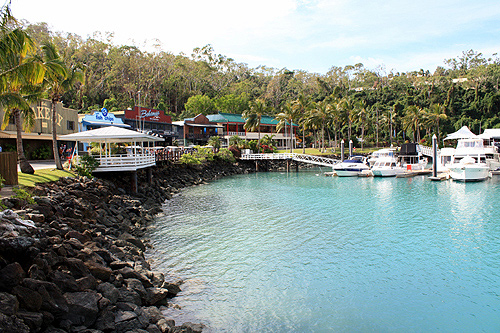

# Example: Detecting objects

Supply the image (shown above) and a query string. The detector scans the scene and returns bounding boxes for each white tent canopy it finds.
[59,126,163,143]
[443,126,478,140]
[478,128,500,140]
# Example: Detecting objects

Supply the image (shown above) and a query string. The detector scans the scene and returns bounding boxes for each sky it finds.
[9,0,500,75]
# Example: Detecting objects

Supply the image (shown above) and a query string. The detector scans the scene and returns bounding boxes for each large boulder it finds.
[19,160,34,175]
[0,292,19,315]
[0,262,26,291]
[61,291,101,327]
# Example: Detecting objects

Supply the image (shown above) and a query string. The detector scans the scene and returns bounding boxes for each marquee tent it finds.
[443,126,477,141]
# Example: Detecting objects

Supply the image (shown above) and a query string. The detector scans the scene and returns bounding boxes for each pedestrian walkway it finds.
[17,160,57,171]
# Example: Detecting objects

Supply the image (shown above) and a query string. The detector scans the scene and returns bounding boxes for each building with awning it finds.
[0,99,79,159]
[174,114,223,146]
[114,106,177,145]
[206,112,298,149]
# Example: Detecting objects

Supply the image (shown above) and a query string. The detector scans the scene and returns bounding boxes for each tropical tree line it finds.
[3,5,500,171]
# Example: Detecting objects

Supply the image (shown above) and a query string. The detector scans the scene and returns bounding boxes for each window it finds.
[67,121,75,131]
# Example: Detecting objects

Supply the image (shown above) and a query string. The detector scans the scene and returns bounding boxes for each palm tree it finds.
[208,135,221,152]
[275,100,298,153]
[243,99,268,153]
[424,103,447,142]
[41,42,83,170]
[292,95,312,153]
[338,96,355,142]
[0,26,45,173]
[309,100,333,152]
[353,100,369,150]
[402,105,425,142]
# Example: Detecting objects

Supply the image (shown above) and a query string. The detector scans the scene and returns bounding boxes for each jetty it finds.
[241,153,338,168]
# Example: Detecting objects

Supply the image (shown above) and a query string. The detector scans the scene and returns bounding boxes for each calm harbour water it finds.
[146,170,500,332]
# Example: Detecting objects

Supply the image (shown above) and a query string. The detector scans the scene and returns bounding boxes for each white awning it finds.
[478,129,500,140]
[444,126,477,140]
[59,126,163,143]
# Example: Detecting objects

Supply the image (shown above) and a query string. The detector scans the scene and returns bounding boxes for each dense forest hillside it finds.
[12,18,500,147]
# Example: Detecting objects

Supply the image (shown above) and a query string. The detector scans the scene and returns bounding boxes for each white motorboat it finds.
[371,156,406,177]
[333,156,370,177]
[367,148,397,167]
[448,138,490,181]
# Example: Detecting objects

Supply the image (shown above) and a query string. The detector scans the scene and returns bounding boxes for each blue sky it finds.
[10,0,500,74]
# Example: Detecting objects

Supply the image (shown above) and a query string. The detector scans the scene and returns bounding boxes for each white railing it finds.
[94,153,156,172]
[419,145,434,157]
[241,153,294,160]
[241,153,338,167]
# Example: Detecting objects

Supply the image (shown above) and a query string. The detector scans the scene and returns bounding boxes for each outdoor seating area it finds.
[60,126,163,173]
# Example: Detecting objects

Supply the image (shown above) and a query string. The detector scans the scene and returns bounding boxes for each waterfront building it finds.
[0,99,78,159]
[79,109,130,152]
[114,106,177,145]
[206,112,298,149]
[173,114,223,146]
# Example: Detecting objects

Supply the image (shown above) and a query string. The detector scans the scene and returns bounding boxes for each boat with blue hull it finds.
[333,156,370,176]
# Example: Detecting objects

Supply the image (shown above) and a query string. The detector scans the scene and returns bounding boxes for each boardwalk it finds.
[241,153,338,168]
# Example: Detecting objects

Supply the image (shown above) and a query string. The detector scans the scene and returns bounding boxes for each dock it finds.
[429,173,451,181]
[395,169,432,178]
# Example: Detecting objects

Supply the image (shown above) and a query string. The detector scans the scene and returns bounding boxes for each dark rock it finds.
[21,278,68,316]
[0,262,25,290]
[115,267,153,288]
[19,160,34,174]
[0,292,19,315]
[84,261,112,281]
[118,287,142,306]
[144,287,169,306]
[16,310,44,332]
[96,282,120,304]
[64,230,90,244]
[157,318,175,332]
[140,306,163,324]
[11,285,43,312]
[62,291,101,327]
[146,324,162,333]
[125,278,147,299]
[59,258,90,278]
[27,264,46,280]
[48,270,79,292]
[0,312,30,333]
[162,282,182,297]
[94,306,115,331]
[119,233,146,252]
[76,274,98,291]
[0,237,35,254]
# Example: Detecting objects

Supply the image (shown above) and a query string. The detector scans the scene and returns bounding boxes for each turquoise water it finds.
[147,170,500,332]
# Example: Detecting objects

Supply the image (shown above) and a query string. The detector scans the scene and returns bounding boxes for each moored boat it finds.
[448,138,490,182]
[371,156,406,177]
[333,155,370,177]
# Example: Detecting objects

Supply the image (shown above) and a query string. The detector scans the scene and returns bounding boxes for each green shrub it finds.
[179,154,202,165]
[74,154,100,177]
[13,187,36,205]
[32,145,52,160]
[215,148,236,163]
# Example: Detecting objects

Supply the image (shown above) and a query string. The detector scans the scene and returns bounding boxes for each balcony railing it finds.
[93,153,156,172]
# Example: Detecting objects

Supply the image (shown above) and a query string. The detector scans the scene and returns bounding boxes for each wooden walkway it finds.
[241,153,338,168]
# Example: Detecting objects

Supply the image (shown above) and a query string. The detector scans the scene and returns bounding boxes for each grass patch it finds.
[18,168,76,187]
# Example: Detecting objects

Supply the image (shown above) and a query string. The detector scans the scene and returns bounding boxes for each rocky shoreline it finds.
[0,157,318,332]
[0,159,258,333]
